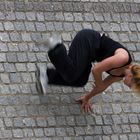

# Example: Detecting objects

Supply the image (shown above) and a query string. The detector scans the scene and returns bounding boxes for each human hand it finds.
[76,95,92,113]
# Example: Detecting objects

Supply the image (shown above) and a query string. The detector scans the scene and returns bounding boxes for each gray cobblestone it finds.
[37,12,44,21]
[35,22,46,32]
[63,22,74,31]
[54,22,63,31]
[22,32,32,42]
[10,73,21,83]
[4,21,14,31]
[13,129,24,138]
[6,12,16,21]
[102,126,113,134]
[130,125,140,133]
[75,127,85,135]
[34,128,44,137]
[128,134,138,140]
[25,22,36,31]
[1,130,12,139]
[129,114,139,123]
[44,128,55,136]
[26,12,36,21]
[121,124,131,133]
[23,128,34,137]
[10,32,21,42]
[15,12,26,20]
[0,32,10,42]
[0,1,139,139]
[17,53,28,62]
[112,124,122,133]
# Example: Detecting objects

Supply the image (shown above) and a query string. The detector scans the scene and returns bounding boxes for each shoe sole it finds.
[36,65,48,95]
[36,66,43,94]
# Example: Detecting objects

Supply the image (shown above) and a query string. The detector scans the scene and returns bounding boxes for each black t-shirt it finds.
[96,34,132,77]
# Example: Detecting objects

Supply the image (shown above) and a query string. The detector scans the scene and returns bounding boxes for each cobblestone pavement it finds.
[0,0,140,140]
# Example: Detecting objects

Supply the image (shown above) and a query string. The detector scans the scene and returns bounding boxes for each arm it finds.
[77,75,122,112]
[85,75,122,101]
[92,51,128,86]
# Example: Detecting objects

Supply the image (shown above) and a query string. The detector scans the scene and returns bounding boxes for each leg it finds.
[48,30,93,83]
[47,63,92,87]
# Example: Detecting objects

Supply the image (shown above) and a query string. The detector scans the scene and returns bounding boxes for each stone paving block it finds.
[64,13,74,21]
[19,84,31,94]
[93,126,103,135]
[44,12,55,21]
[56,127,67,136]
[54,22,63,31]
[6,106,17,117]
[15,106,27,117]
[55,12,64,21]
[128,134,138,140]
[13,118,24,127]
[25,22,36,31]
[121,124,131,133]
[13,129,24,138]
[103,115,113,125]
[102,126,113,134]
[4,21,14,31]
[112,104,122,114]
[60,106,70,115]
[22,32,32,42]
[112,124,122,133]
[63,22,74,31]
[46,22,55,31]
[0,73,10,84]
[0,32,10,42]
[1,130,13,139]
[129,114,139,123]
[4,117,13,127]
[0,85,10,94]
[66,116,75,126]
[0,12,5,20]
[101,23,111,32]
[66,127,75,136]
[14,22,25,31]
[82,22,92,29]
[4,63,16,72]
[75,116,86,126]
[26,12,36,21]
[0,23,4,31]
[17,52,28,62]
[73,23,82,31]
[15,12,26,20]
[102,136,111,140]
[130,124,140,133]
[10,73,21,83]
[10,32,21,42]
[34,128,44,137]
[44,128,55,136]
[73,13,83,21]
[75,127,85,136]
[23,128,34,138]
[85,115,95,125]
[36,12,44,21]
[35,22,46,32]
[94,13,104,21]
[5,11,16,21]
[63,2,73,12]
[21,73,32,83]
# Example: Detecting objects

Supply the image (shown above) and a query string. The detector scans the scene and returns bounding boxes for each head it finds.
[124,64,140,95]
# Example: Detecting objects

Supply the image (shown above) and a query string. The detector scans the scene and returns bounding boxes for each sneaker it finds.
[36,35,62,50]
[36,65,48,95]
